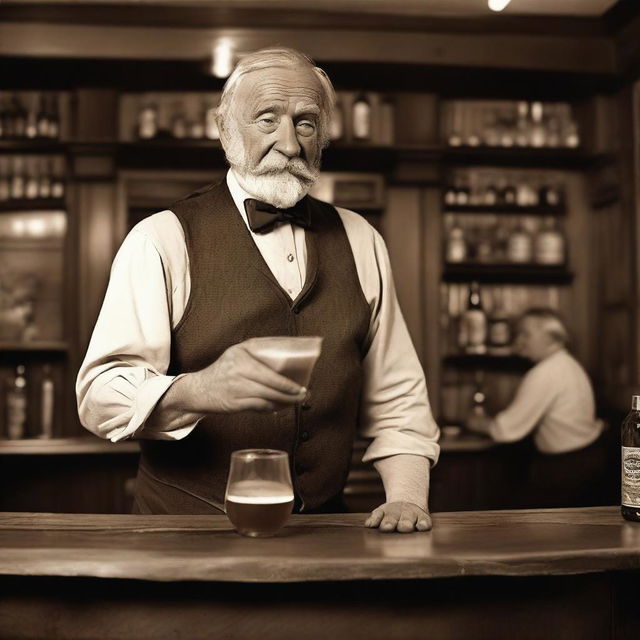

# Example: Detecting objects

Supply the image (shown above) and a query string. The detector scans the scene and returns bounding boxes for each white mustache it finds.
[252,153,317,182]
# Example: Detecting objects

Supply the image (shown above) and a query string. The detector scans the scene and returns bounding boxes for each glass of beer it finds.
[250,336,323,388]
[225,449,294,537]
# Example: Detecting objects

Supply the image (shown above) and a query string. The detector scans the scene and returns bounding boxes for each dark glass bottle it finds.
[460,281,487,354]
[621,395,640,522]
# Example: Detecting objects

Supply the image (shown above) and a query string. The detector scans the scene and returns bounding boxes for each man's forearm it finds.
[145,373,206,432]
[373,454,430,512]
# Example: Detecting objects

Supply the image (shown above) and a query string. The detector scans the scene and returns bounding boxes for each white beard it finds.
[234,171,312,209]
[223,127,320,209]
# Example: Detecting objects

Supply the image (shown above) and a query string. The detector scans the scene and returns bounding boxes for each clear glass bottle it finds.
[460,281,487,354]
[445,216,467,264]
[534,217,566,265]
[352,93,372,141]
[507,219,533,263]
[621,395,640,522]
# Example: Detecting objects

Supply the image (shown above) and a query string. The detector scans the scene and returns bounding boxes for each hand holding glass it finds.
[225,449,294,537]
[250,336,322,388]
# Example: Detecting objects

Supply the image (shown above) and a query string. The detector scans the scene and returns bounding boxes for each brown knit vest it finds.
[135,180,371,514]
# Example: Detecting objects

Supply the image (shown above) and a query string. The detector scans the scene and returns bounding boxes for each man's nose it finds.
[273,118,301,158]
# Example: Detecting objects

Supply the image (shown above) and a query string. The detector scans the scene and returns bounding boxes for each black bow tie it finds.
[244,198,311,234]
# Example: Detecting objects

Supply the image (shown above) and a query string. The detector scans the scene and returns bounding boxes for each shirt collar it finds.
[226,169,256,232]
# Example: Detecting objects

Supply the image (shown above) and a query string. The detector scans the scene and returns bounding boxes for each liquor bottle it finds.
[445,217,467,264]
[25,94,38,139]
[352,93,371,141]
[483,180,498,207]
[447,102,463,147]
[36,93,50,138]
[507,219,533,263]
[39,365,55,439]
[47,93,60,139]
[50,157,65,199]
[25,156,39,199]
[170,104,188,139]
[11,94,27,139]
[459,281,487,354]
[534,217,566,265]
[515,101,530,147]
[10,156,26,200]
[37,156,52,199]
[621,395,640,522]
[137,101,158,140]
[444,182,457,207]
[6,365,27,439]
[487,289,512,355]
[329,97,344,142]
[529,102,546,148]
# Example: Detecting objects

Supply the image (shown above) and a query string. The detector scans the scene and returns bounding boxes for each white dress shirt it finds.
[490,348,602,454]
[76,170,440,465]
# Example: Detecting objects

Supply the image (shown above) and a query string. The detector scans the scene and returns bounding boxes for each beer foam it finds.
[226,494,293,505]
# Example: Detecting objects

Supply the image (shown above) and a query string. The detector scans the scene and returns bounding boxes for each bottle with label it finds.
[352,93,371,141]
[507,219,533,263]
[621,395,640,522]
[534,217,566,265]
[6,365,28,439]
[459,281,487,354]
[39,365,55,439]
[445,217,467,264]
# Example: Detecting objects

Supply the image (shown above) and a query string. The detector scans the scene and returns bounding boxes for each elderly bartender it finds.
[467,307,604,505]
[76,47,440,532]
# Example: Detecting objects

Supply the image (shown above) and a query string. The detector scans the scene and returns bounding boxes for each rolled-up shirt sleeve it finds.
[76,220,199,443]
[336,209,440,466]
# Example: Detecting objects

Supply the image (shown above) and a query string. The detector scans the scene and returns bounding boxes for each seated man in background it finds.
[467,307,605,507]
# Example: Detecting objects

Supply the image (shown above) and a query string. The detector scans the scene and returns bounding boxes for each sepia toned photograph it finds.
[0,1,639,638]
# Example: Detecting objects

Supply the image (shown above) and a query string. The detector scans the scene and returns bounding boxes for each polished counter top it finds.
[0,507,638,583]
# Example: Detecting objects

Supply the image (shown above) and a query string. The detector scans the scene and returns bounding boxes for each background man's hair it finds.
[217,47,336,149]
[520,307,569,346]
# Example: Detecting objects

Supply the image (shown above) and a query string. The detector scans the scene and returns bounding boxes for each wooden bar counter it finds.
[1,507,639,639]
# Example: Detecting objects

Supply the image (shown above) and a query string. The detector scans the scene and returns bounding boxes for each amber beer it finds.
[225,450,294,537]
[225,480,294,537]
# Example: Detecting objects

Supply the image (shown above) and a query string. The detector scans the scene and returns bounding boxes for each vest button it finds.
[293,307,300,314]
[300,430,309,442]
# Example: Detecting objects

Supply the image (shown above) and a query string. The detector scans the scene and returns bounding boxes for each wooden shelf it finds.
[443,353,531,370]
[0,437,140,455]
[0,341,69,352]
[0,140,67,153]
[0,199,66,213]
[443,203,565,215]
[441,146,609,169]
[443,263,573,284]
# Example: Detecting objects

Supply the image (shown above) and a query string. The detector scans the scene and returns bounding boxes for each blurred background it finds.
[0,0,638,514]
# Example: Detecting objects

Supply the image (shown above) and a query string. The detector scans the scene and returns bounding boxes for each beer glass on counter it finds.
[225,449,294,537]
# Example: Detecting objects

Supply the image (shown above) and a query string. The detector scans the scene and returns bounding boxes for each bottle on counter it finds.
[39,365,55,439]
[621,395,640,522]
[459,281,487,354]
[351,93,371,141]
[6,365,28,440]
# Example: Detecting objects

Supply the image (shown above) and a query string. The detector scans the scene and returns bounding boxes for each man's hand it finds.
[364,501,432,533]
[179,339,307,414]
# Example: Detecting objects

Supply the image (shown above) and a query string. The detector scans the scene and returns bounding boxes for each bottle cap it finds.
[632,395,640,410]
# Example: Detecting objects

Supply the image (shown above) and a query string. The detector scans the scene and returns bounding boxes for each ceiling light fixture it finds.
[488,0,512,11]
[211,39,235,78]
